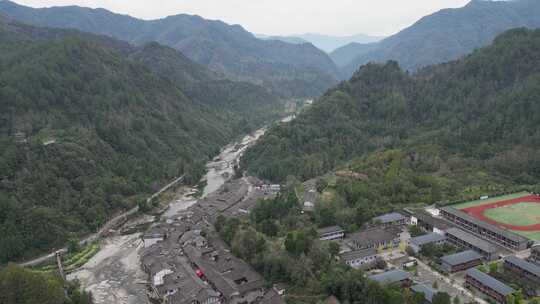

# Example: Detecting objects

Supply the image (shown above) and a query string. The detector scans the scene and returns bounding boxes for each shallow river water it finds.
[68,124,272,304]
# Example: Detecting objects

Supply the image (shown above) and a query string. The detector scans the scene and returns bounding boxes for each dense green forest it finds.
[0,17,283,264]
[0,264,92,304]
[242,28,540,205]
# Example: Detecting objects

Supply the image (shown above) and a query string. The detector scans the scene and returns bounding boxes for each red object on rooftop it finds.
[196,269,204,277]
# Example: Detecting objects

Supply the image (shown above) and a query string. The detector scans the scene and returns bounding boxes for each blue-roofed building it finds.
[372,212,407,228]
[411,284,436,303]
[409,232,446,254]
[368,270,412,287]
[503,255,540,283]
[440,250,483,273]
[465,268,515,303]
[445,228,499,261]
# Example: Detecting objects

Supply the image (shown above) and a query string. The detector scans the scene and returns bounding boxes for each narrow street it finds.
[415,259,488,304]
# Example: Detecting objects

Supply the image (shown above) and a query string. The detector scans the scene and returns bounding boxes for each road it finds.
[19,175,185,268]
[415,259,488,304]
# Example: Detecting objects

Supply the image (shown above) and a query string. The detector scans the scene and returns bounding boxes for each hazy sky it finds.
[12,0,471,36]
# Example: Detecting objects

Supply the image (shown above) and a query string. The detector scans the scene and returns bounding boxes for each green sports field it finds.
[515,230,540,241]
[483,202,540,226]
[452,192,530,209]
[450,192,540,241]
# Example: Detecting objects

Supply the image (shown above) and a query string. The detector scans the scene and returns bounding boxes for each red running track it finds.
[462,194,540,231]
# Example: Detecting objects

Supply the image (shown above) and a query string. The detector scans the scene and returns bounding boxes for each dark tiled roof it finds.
[504,255,540,277]
[261,290,285,304]
[340,248,377,262]
[441,250,483,266]
[411,284,435,303]
[368,270,410,284]
[466,268,515,296]
[410,233,446,246]
[413,211,453,230]
[441,207,528,243]
[317,226,345,235]
[373,212,406,224]
[446,228,498,254]
[349,227,399,245]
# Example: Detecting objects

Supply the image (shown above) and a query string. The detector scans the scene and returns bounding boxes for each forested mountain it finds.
[0,16,283,264]
[260,33,384,53]
[337,0,540,78]
[0,0,339,98]
[329,42,377,68]
[256,34,308,45]
[242,28,540,200]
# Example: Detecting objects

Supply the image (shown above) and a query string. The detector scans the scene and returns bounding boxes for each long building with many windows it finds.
[445,228,500,261]
[465,269,515,304]
[503,255,540,283]
[440,207,529,251]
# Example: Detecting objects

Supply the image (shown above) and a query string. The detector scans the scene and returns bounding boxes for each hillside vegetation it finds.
[0,264,92,304]
[334,0,540,78]
[0,0,339,98]
[0,17,283,264]
[242,28,540,205]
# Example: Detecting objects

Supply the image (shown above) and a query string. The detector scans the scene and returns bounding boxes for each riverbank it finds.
[67,118,284,304]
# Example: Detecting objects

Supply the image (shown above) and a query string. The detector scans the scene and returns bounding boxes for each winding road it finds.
[19,175,185,268]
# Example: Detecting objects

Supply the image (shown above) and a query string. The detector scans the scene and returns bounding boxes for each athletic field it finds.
[453,192,540,241]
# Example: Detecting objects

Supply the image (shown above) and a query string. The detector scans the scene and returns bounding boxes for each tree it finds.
[284,231,311,257]
[488,262,499,274]
[316,178,328,193]
[0,264,93,304]
[408,225,426,237]
[514,290,524,304]
[328,242,340,259]
[67,238,81,254]
[432,292,451,304]
[432,280,439,290]
[506,294,516,304]
[453,296,461,304]
[231,228,266,262]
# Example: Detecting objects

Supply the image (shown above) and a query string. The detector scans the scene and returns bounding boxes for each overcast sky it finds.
[12,0,471,36]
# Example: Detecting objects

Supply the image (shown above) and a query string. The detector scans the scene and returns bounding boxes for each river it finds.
[67,122,274,304]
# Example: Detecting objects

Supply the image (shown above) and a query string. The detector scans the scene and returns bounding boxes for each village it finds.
[139,175,284,304]
[139,166,540,304]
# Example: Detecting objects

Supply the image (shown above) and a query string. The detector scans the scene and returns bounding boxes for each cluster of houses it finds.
[140,192,283,304]
[315,201,540,304]
[316,212,407,271]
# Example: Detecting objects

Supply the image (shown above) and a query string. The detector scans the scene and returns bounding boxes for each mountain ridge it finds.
[0,0,339,98]
[242,28,540,186]
[335,0,540,78]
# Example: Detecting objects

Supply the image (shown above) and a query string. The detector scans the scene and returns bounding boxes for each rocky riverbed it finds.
[67,122,277,304]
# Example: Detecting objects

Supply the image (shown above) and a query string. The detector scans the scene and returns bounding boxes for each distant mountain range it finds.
[329,42,377,68]
[333,0,540,78]
[258,33,384,53]
[0,0,339,98]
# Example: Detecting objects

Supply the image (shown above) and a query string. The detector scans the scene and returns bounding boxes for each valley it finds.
[66,117,288,304]
[1,1,540,304]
